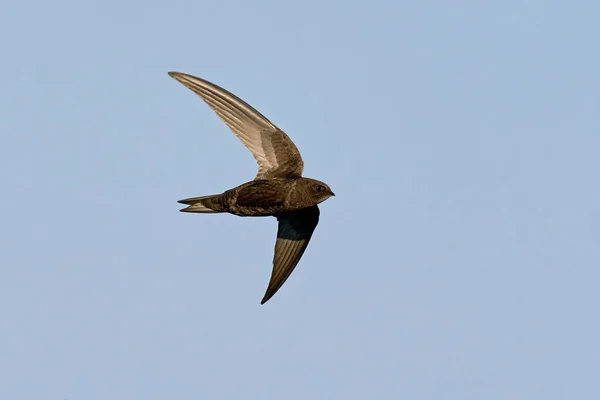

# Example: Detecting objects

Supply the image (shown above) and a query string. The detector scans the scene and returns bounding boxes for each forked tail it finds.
[177,194,224,213]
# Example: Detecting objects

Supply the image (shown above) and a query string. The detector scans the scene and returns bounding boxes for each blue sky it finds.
[1,0,599,399]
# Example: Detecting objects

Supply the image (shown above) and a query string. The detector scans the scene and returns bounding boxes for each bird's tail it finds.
[177,194,225,213]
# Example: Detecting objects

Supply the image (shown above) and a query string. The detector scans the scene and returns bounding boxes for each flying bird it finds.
[169,71,335,304]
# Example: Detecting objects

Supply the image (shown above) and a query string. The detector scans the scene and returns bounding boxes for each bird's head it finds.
[297,178,335,205]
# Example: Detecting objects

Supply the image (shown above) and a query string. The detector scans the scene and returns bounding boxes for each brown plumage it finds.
[170,71,335,304]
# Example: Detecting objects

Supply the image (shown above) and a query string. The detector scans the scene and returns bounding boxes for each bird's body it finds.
[169,71,334,304]
[179,177,331,217]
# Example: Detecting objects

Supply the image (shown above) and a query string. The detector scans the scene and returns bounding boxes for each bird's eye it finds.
[314,185,326,192]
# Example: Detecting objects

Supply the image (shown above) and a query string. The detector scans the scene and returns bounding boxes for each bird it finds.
[169,71,335,304]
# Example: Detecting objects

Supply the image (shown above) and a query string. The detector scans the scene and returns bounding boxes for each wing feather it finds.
[169,72,304,179]
[261,206,320,304]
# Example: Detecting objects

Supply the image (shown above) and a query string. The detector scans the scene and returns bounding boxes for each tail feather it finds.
[178,195,213,205]
[178,195,222,213]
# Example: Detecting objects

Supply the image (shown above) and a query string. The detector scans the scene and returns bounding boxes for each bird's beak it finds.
[330,191,336,197]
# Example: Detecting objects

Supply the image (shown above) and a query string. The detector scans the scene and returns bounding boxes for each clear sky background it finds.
[1,1,599,399]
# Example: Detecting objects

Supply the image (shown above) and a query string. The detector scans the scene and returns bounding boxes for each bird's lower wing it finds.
[261,206,320,304]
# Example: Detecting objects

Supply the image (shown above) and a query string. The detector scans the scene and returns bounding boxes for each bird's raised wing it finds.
[261,206,320,304]
[169,72,304,180]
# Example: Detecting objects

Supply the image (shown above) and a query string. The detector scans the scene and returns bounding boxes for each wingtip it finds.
[168,71,185,80]
[260,292,273,305]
